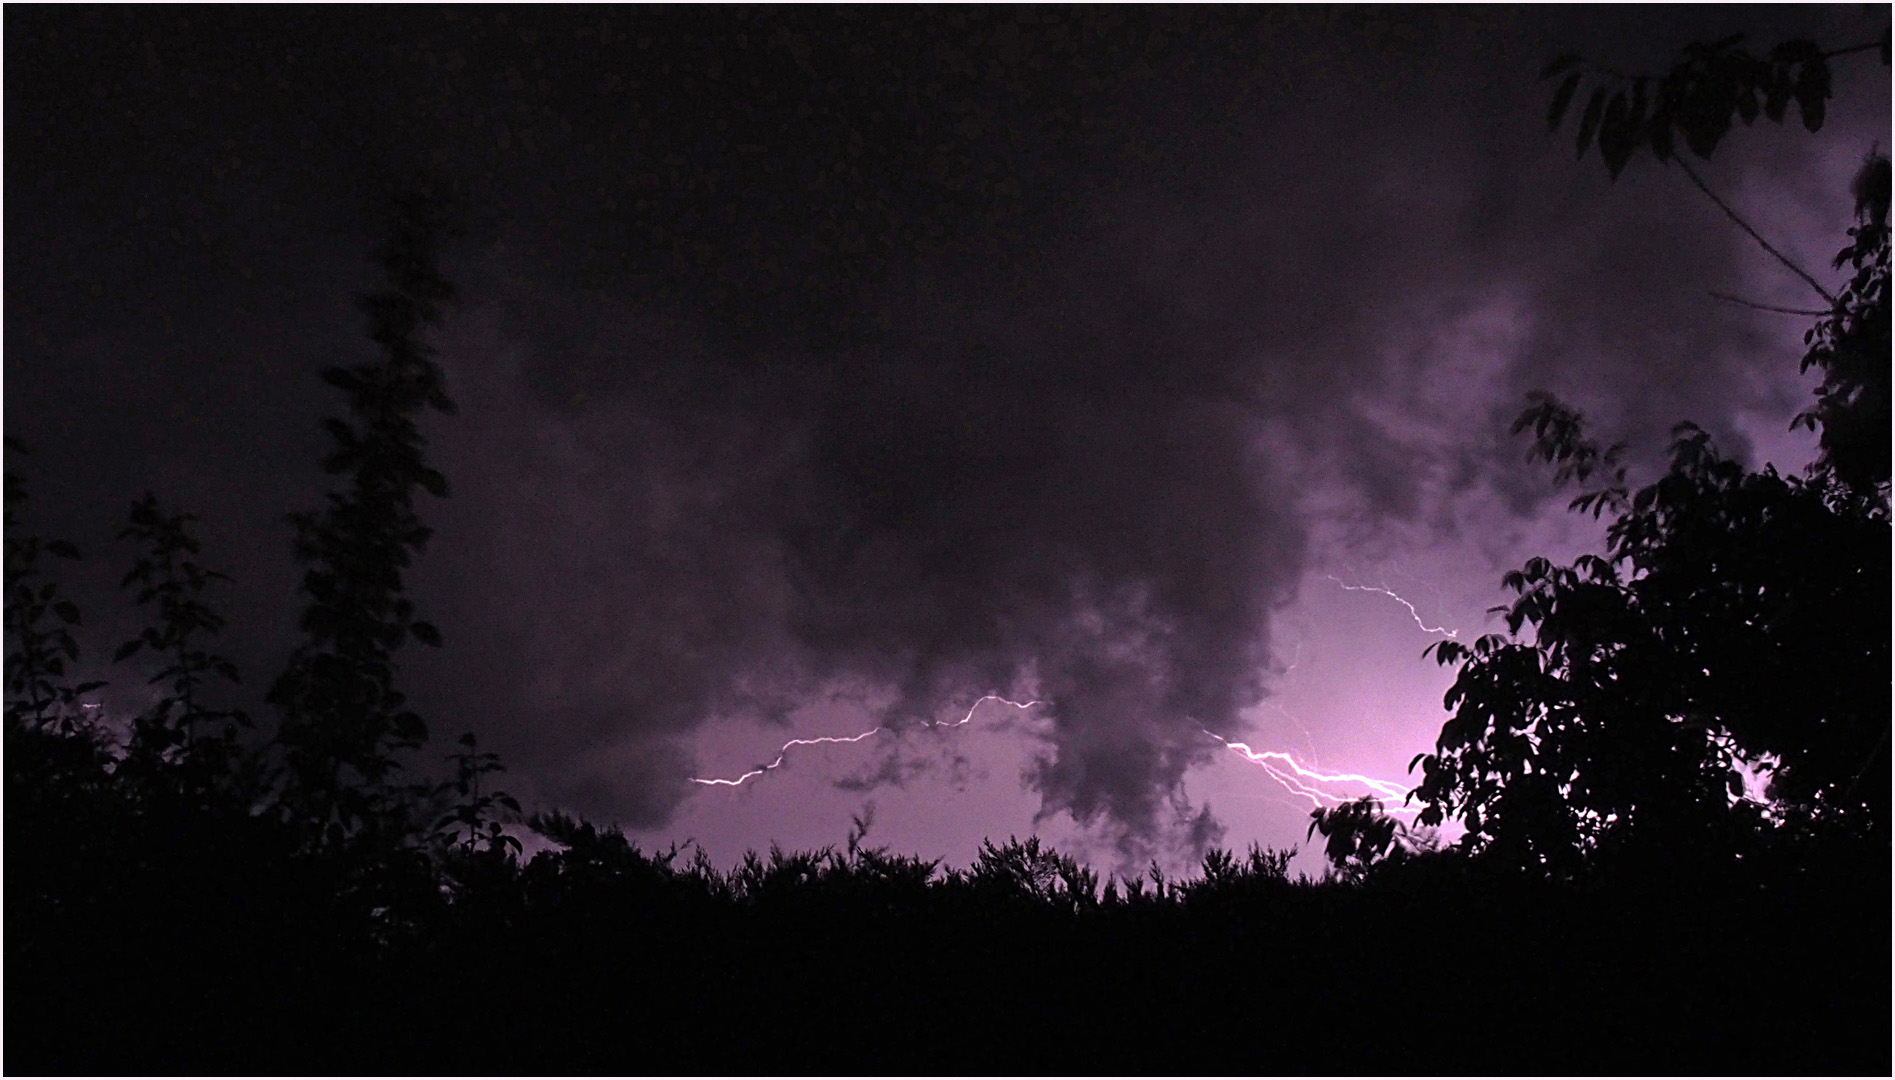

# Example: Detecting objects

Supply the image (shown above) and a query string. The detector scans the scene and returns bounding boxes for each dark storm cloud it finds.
[8,7,1886,847]
[407,249,1301,840]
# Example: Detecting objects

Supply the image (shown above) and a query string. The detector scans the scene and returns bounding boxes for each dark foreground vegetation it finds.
[8,22,1891,1076]
[8,814,1887,1074]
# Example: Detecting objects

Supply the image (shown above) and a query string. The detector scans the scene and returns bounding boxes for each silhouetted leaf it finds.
[1794,57,1829,131]
[1547,72,1582,130]
[1575,87,1606,157]
[1764,70,1792,121]
[1768,38,1821,63]
[1648,100,1674,161]
[1600,91,1633,178]
[1540,53,1583,80]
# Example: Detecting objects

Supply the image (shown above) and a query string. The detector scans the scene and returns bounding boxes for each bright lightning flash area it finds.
[690,695,1043,787]
[693,693,1420,820]
[1326,574,1460,638]
[1203,730,1420,815]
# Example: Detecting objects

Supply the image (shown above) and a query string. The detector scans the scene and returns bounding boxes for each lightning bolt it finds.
[1203,729,1421,815]
[690,695,1043,786]
[1326,575,1459,638]
[693,695,1422,822]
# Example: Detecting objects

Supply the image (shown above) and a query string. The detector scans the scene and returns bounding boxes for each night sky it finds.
[7,5,1887,875]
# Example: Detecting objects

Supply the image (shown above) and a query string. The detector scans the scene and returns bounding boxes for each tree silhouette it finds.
[111,493,255,808]
[1543,26,1888,179]
[1307,795,1401,882]
[267,189,458,852]
[1798,150,1890,501]
[1410,29,1891,875]
[4,440,103,739]
[5,438,121,932]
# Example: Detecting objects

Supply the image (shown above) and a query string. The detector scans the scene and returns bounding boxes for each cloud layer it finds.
[7,7,1886,854]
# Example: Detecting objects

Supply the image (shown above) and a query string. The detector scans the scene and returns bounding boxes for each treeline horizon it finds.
[8,18,1891,1076]
[7,774,1886,1073]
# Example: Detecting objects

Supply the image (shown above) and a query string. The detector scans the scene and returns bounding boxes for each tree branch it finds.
[1819,38,1889,61]
[1575,36,1886,86]
[1677,156,1838,304]
[1708,290,1832,317]
[1839,727,1890,803]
